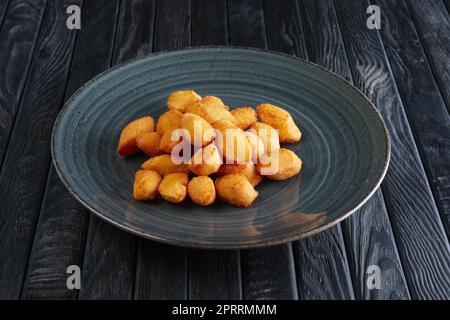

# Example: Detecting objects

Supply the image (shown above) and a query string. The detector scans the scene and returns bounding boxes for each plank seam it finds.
[0,0,11,34]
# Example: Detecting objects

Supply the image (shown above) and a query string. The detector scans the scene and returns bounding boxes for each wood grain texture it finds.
[188,0,242,300]
[377,0,450,239]
[78,0,156,300]
[21,0,120,300]
[0,0,47,169]
[133,0,190,299]
[334,0,450,299]
[265,0,355,300]
[0,0,79,299]
[228,0,297,300]
[406,0,450,112]
[299,0,410,300]
[0,0,10,30]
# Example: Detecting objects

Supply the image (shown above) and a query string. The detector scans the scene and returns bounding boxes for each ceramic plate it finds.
[52,47,390,249]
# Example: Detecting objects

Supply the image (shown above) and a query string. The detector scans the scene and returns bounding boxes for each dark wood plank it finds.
[228,0,297,300]
[299,0,410,300]
[79,0,157,300]
[21,0,121,300]
[0,0,10,30]
[0,0,80,299]
[406,0,450,112]
[133,0,190,299]
[265,0,355,300]
[334,0,450,299]
[377,0,450,238]
[0,0,47,169]
[188,0,242,300]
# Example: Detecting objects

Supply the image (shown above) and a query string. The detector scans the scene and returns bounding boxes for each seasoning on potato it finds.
[256,103,301,143]
[217,163,262,187]
[215,174,259,207]
[213,119,253,163]
[188,176,216,206]
[181,113,215,147]
[257,148,302,180]
[188,143,222,176]
[158,173,189,203]
[156,110,183,135]
[141,154,189,176]
[136,132,163,157]
[133,170,162,201]
[167,90,202,113]
[118,116,155,156]
[231,107,257,130]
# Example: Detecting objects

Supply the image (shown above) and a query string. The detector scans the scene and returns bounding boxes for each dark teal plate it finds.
[52,47,390,249]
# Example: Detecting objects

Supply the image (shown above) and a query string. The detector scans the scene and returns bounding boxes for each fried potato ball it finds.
[231,107,257,130]
[156,110,183,135]
[215,174,259,207]
[158,173,189,203]
[118,116,155,156]
[141,154,189,176]
[188,143,222,176]
[181,113,215,147]
[187,176,216,206]
[136,132,164,157]
[167,90,202,113]
[201,96,226,108]
[217,163,262,187]
[256,148,302,180]
[213,120,253,164]
[256,103,301,142]
[185,98,236,125]
[244,130,265,162]
[249,122,280,155]
[159,130,182,154]
[133,170,162,201]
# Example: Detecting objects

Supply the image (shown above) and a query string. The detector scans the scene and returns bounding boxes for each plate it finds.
[52,47,390,249]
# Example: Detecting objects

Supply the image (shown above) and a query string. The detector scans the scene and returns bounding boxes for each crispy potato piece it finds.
[167,90,202,113]
[136,132,164,157]
[159,130,182,154]
[181,113,215,147]
[201,96,226,108]
[231,107,257,130]
[249,122,280,155]
[188,176,216,206]
[244,130,265,162]
[256,148,302,180]
[217,163,262,187]
[158,173,189,203]
[133,170,162,201]
[156,110,183,135]
[118,116,155,156]
[215,174,258,207]
[185,98,236,125]
[256,103,301,142]
[141,154,189,176]
[189,143,222,176]
[214,120,252,164]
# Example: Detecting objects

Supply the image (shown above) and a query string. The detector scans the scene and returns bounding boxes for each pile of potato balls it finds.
[118,90,302,207]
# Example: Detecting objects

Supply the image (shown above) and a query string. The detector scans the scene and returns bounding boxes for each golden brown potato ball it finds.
[213,120,253,164]
[256,103,301,142]
[249,122,280,155]
[187,176,216,206]
[244,130,265,162]
[141,154,189,176]
[188,143,222,176]
[156,110,183,135]
[217,163,262,187]
[230,107,257,130]
[185,98,236,125]
[159,130,182,154]
[158,173,189,203]
[136,132,164,157]
[133,170,162,201]
[167,90,202,113]
[118,116,155,156]
[201,96,226,108]
[215,174,259,207]
[256,148,302,180]
[181,113,215,147]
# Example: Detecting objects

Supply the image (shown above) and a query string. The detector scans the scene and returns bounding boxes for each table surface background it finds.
[0,0,449,300]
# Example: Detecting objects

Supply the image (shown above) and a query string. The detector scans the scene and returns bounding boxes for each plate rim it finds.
[51,46,391,249]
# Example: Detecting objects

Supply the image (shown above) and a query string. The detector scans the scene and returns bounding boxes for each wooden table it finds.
[0,0,449,300]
